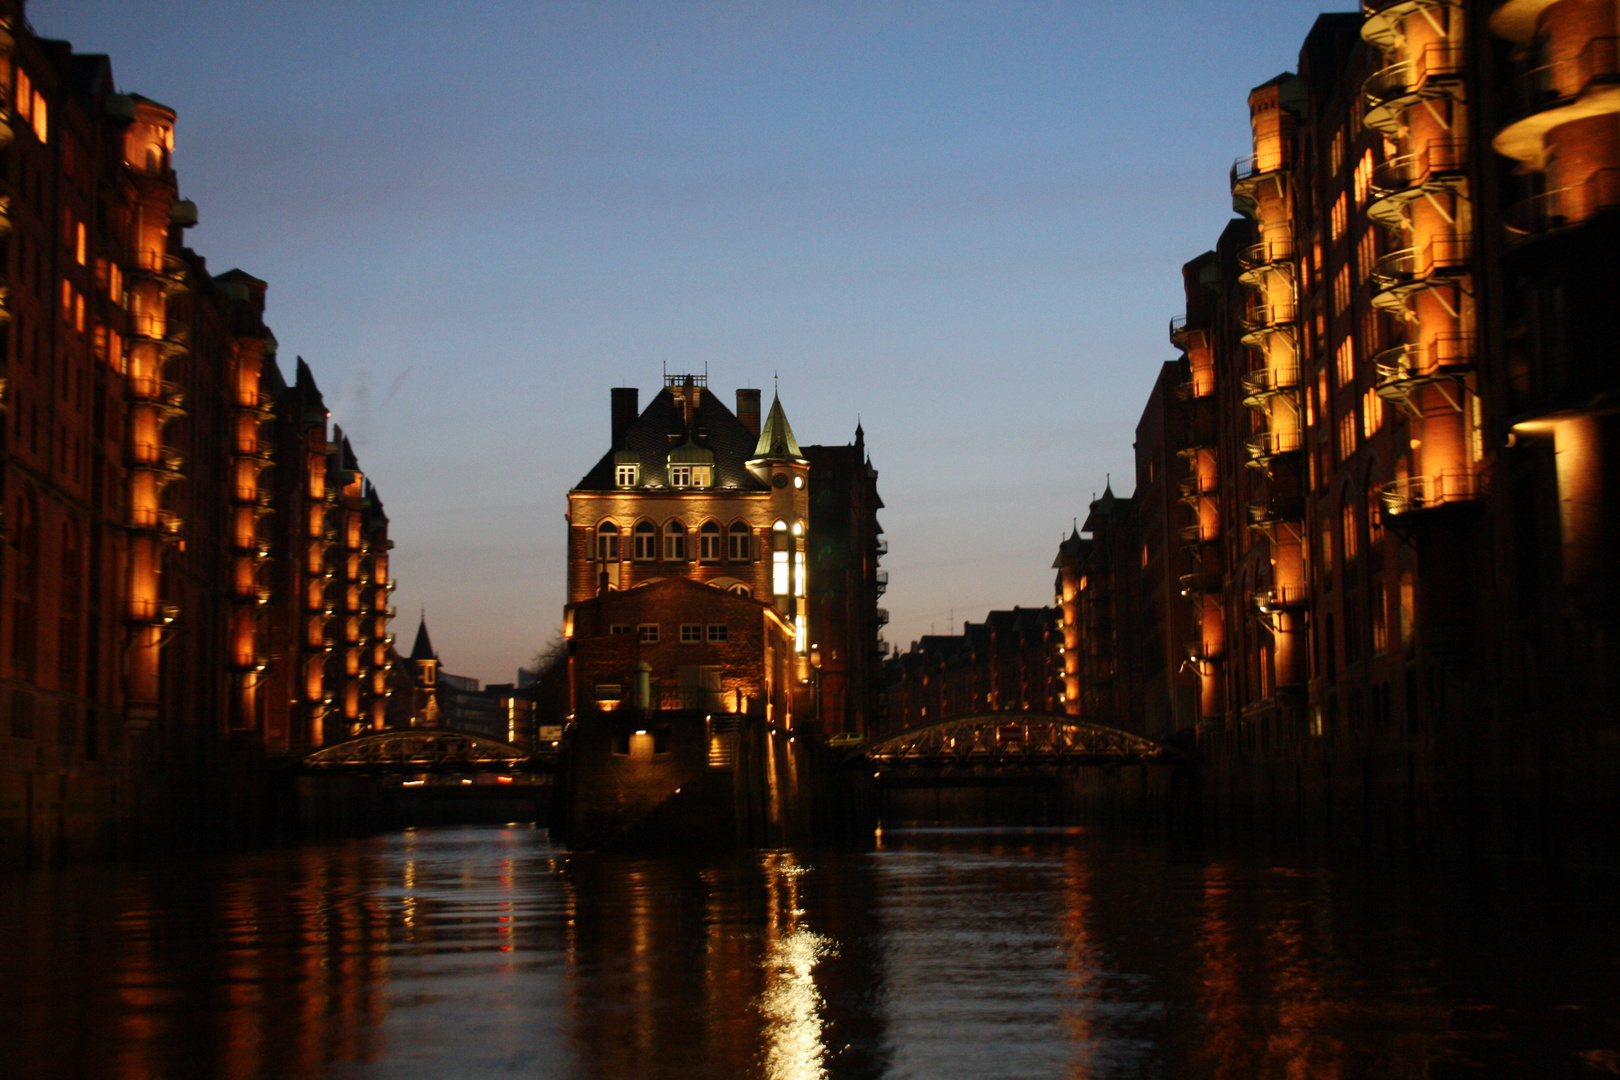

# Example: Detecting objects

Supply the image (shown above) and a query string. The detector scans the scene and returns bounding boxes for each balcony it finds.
[1363,43,1465,134]
[1243,427,1303,469]
[1375,335,1476,417]
[1368,139,1470,227]
[874,569,889,596]
[129,506,183,539]
[1230,148,1294,199]
[234,438,274,463]
[132,249,188,294]
[129,444,186,479]
[1504,168,1620,246]
[1381,470,1483,519]
[1362,0,1461,50]
[129,377,185,415]
[1239,364,1301,409]
[1239,301,1298,346]
[125,598,180,626]
[1178,474,1217,504]
[1370,234,1471,313]
[236,392,276,417]
[1178,570,1221,597]
[1497,37,1619,164]
[876,607,890,626]
[1236,235,1296,289]
[1180,522,1219,549]
[1252,586,1309,612]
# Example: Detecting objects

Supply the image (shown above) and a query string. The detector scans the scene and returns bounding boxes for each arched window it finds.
[727,521,752,562]
[662,519,687,561]
[728,583,752,598]
[699,521,722,562]
[633,520,657,561]
[596,520,620,562]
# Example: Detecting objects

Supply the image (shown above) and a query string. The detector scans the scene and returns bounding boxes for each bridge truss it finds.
[864,713,1174,773]
[300,729,545,774]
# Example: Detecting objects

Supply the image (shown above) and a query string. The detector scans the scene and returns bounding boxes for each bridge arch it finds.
[301,728,536,773]
[864,713,1175,770]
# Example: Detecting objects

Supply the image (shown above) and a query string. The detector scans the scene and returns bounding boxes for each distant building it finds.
[882,607,1060,733]
[564,375,884,735]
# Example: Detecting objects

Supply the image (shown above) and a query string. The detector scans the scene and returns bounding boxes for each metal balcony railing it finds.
[1505,168,1620,243]
[1243,428,1304,463]
[1239,301,1298,337]
[1180,523,1219,548]
[1363,43,1464,132]
[129,507,183,536]
[1253,586,1310,611]
[129,377,185,411]
[129,444,185,476]
[125,598,180,625]
[1230,146,1294,191]
[1381,470,1483,516]
[1237,234,1296,271]
[1239,364,1301,405]
[1370,235,1471,308]
[1371,139,1469,199]
[1509,36,1618,122]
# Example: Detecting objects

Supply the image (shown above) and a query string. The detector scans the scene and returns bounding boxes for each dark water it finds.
[3,826,1618,1080]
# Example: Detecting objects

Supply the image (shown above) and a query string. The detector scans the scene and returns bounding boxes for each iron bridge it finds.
[863,713,1175,775]
[299,728,555,774]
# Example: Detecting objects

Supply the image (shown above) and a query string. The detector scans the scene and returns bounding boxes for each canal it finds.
[3,826,1616,1079]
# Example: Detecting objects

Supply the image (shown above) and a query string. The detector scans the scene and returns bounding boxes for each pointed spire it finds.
[752,391,804,460]
[409,613,437,662]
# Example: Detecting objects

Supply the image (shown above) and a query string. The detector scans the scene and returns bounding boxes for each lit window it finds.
[680,624,702,644]
[638,623,659,644]
[794,551,806,597]
[669,464,692,487]
[1331,192,1347,241]
[663,520,687,561]
[1335,338,1354,388]
[76,222,86,266]
[1330,129,1345,174]
[1342,500,1359,562]
[707,624,728,643]
[698,521,721,561]
[596,521,620,561]
[1356,230,1376,283]
[1353,150,1374,206]
[1367,488,1384,543]
[1333,266,1351,317]
[1361,386,1383,438]
[773,550,789,595]
[615,463,638,487]
[32,91,47,143]
[692,465,712,488]
[795,615,807,653]
[727,522,751,561]
[594,684,622,710]
[610,624,631,635]
[633,521,657,561]
[1338,413,1357,462]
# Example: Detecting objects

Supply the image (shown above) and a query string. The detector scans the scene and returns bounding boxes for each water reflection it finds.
[0,827,1617,1078]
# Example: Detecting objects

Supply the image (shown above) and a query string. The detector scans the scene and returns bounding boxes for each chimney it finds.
[611,387,638,445]
[736,388,761,437]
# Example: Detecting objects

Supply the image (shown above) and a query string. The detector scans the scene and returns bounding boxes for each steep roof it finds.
[574,383,771,492]
[752,393,804,461]
[409,616,436,662]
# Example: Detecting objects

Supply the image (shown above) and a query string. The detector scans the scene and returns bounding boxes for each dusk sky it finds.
[37,0,1335,684]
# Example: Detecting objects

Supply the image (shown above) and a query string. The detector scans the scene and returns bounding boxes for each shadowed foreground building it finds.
[1056,0,1620,860]
[0,4,403,861]
[559,376,883,846]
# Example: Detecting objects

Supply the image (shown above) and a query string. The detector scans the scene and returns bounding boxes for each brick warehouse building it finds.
[1055,0,1620,860]
[560,376,884,847]
[0,4,402,861]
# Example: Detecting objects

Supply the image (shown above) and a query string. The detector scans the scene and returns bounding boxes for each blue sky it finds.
[36,0,1337,682]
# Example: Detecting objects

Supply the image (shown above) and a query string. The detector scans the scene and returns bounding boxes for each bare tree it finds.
[521,628,567,688]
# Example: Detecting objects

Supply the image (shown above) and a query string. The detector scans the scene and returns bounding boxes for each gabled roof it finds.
[574,384,770,493]
[752,393,804,461]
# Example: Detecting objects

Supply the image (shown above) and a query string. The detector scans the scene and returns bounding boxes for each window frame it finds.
[633,520,657,561]
[663,519,687,561]
[698,521,722,562]
[637,623,659,644]
[680,623,702,644]
[596,520,620,562]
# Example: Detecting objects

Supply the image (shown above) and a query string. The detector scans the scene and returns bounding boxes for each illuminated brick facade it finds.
[0,5,400,859]
[1059,0,1620,856]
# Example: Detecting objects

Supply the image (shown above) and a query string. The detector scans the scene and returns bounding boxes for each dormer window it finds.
[670,464,692,488]
[692,465,712,488]
[616,463,639,487]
